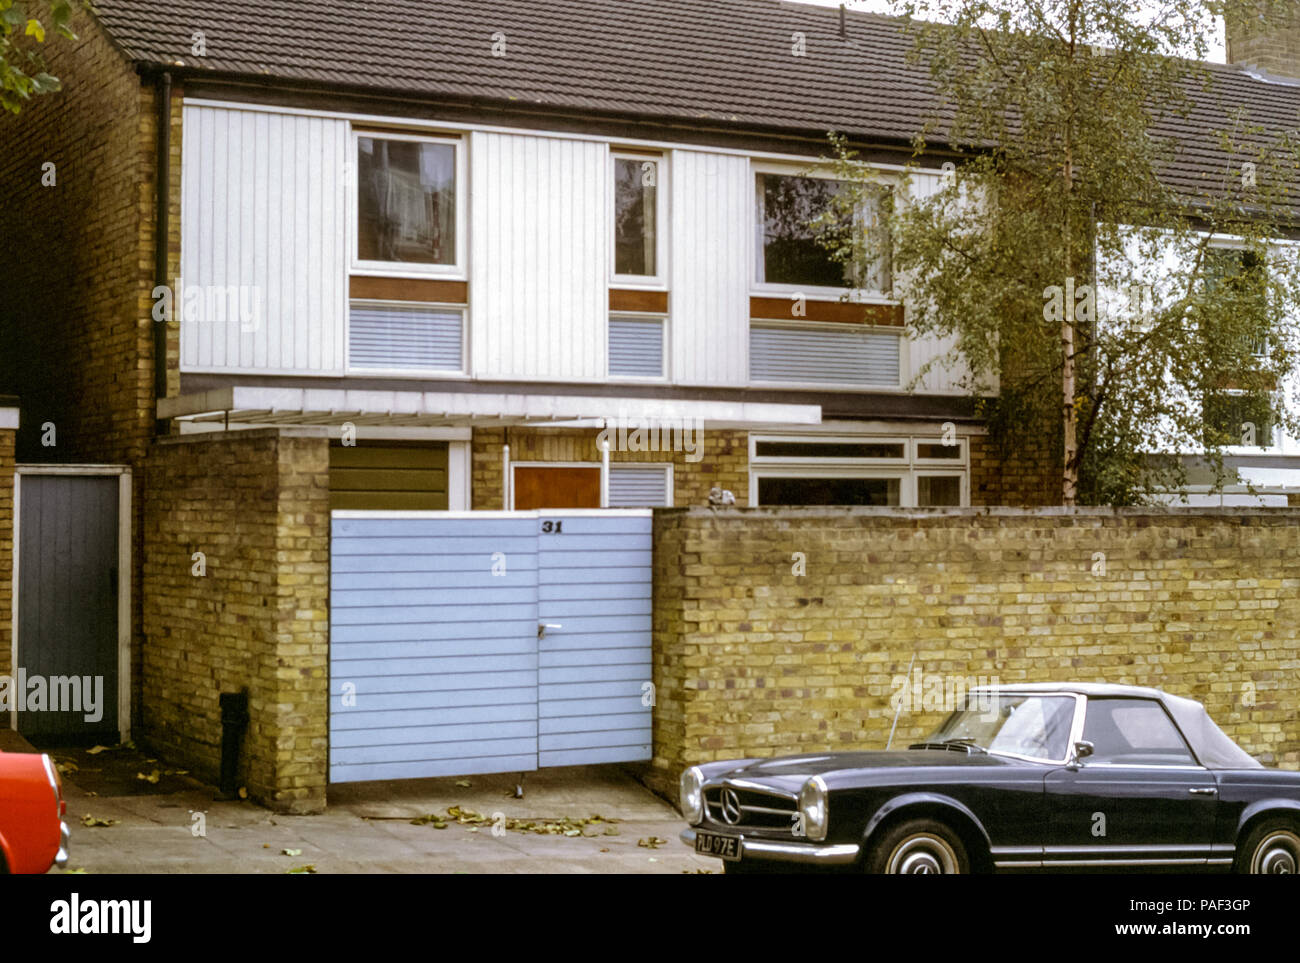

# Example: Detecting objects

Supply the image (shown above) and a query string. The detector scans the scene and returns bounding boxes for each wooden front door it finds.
[513,466,600,510]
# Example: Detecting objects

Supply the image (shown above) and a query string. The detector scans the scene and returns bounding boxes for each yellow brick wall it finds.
[0,11,173,730]
[646,506,1300,797]
[471,427,750,509]
[142,429,330,813]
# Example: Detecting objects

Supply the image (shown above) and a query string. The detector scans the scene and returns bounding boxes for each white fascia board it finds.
[0,407,18,430]
[161,386,822,427]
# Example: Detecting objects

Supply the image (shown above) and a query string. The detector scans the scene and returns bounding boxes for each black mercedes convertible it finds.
[680,683,1300,873]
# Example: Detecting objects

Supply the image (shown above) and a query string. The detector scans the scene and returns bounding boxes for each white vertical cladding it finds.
[180,103,347,373]
[900,169,979,395]
[670,149,750,386]
[469,131,606,380]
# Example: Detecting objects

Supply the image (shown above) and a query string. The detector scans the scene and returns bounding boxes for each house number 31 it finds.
[541,520,563,534]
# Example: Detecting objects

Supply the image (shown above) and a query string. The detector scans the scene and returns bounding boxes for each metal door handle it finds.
[1189,787,1217,795]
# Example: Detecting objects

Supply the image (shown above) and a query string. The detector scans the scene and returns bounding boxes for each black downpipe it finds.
[153,71,172,402]
[219,690,250,798]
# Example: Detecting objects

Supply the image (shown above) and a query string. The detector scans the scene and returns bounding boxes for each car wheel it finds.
[1237,820,1300,875]
[866,818,969,874]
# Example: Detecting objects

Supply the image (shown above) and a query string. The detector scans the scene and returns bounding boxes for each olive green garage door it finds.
[329,442,448,511]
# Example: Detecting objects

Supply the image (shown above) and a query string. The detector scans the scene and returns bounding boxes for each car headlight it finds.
[680,766,705,825]
[799,776,829,841]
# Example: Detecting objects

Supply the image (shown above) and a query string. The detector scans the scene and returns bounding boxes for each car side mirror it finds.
[1069,740,1095,768]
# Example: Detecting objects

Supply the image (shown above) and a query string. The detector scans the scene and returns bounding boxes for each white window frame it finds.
[914,470,968,508]
[912,437,969,466]
[751,433,910,465]
[345,297,470,377]
[751,160,897,302]
[607,310,670,383]
[350,129,467,279]
[749,430,971,508]
[608,462,675,508]
[610,150,669,289]
[750,467,910,508]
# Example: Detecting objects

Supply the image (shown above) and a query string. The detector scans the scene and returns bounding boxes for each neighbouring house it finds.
[1,0,1299,809]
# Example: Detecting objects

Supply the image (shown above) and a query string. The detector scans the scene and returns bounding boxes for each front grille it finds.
[704,785,798,832]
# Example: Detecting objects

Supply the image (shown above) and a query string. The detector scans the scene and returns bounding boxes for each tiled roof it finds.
[94,0,1300,203]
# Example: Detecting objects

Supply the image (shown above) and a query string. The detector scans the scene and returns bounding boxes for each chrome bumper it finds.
[55,821,69,869]
[680,827,861,866]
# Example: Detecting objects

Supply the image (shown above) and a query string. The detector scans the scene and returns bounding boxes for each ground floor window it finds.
[758,475,900,506]
[750,430,970,507]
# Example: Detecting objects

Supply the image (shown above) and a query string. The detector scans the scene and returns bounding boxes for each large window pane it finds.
[614,157,657,276]
[756,173,891,291]
[758,476,900,506]
[918,475,962,506]
[358,137,456,265]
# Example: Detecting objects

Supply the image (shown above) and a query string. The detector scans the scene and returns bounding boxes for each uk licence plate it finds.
[695,831,741,861]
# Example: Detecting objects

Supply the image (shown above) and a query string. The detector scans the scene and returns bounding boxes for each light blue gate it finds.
[329,510,652,783]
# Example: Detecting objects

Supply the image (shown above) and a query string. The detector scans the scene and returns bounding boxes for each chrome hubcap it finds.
[1252,832,1300,874]
[887,834,959,874]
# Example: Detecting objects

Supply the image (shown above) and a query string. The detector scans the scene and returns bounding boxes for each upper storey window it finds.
[611,152,666,286]
[355,133,464,275]
[754,168,891,296]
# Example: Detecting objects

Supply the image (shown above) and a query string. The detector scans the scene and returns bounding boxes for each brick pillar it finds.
[142,428,330,812]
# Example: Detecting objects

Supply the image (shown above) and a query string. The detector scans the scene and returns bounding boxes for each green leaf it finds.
[25,18,43,42]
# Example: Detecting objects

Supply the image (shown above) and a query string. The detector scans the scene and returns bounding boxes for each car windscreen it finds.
[930,694,1076,761]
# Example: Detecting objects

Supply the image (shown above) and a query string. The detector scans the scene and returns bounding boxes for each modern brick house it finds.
[2,0,1299,809]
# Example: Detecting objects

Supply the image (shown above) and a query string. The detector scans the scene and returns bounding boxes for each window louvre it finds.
[349,302,463,371]
[750,322,900,386]
[608,465,671,507]
[608,315,665,378]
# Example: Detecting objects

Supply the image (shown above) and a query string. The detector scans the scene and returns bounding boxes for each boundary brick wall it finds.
[142,429,330,812]
[646,506,1300,798]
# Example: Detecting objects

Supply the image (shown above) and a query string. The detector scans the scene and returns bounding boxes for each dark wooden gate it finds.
[15,472,123,742]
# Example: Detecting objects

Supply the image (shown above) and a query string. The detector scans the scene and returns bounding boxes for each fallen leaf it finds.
[281,848,302,857]
[85,745,110,756]
[454,779,472,788]
[238,787,248,800]
[637,837,667,849]
[81,814,118,828]
[62,868,88,874]
[286,865,317,874]
[136,769,161,784]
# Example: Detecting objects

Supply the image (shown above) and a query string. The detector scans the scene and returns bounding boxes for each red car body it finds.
[0,750,68,874]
